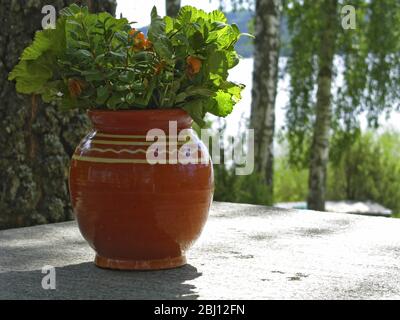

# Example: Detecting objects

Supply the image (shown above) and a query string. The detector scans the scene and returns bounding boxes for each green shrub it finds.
[327,130,400,215]
[274,157,308,203]
[213,129,400,217]
[213,164,272,205]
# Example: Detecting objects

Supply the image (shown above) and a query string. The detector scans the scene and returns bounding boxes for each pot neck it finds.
[88,109,193,135]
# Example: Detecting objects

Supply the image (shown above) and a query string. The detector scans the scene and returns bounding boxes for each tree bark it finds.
[166,0,181,17]
[0,0,116,230]
[84,0,116,14]
[249,0,281,202]
[307,0,338,211]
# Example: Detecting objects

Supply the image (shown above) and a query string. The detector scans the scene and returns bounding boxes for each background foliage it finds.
[214,129,400,216]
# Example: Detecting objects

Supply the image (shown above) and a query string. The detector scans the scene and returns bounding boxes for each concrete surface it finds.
[1,202,400,300]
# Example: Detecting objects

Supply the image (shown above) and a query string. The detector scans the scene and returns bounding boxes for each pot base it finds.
[94,254,187,271]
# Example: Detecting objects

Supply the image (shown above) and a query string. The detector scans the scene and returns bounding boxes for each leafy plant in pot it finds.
[9,4,248,270]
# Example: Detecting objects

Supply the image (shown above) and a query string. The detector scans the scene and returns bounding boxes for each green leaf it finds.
[20,32,52,61]
[114,31,128,43]
[208,25,240,49]
[107,93,124,109]
[207,50,229,83]
[109,51,126,59]
[164,16,175,33]
[211,21,227,31]
[148,6,173,60]
[77,49,92,58]
[76,40,91,48]
[126,92,135,104]
[212,90,234,117]
[220,81,244,102]
[132,77,157,107]
[94,53,106,63]
[182,99,206,127]
[175,92,188,103]
[239,32,255,39]
[177,6,209,24]
[118,72,134,83]
[186,86,215,97]
[81,70,103,81]
[190,31,205,50]
[176,86,215,104]
[9,57,53,94]
[96,86,109,105]
[66,19,84,28]
[226,51,240,69]
[60,3,85,17]
[40,80,64,103]
[19,17,66,61]
[209,10,228,23]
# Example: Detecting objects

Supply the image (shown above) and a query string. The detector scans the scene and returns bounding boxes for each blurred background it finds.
[0,0,399,230]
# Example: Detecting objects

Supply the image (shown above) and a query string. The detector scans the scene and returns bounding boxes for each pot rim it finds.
[87,107,186,115]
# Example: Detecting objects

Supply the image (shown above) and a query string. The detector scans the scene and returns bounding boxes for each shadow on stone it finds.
[0,262,202,300]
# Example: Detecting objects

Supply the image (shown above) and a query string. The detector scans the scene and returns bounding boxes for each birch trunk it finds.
[166,0,181,17]
[307,0,338,211]
[0,0,116,229]
[250,0,281,200]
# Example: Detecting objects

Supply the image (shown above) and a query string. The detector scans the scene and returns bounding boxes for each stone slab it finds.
[1,202,400,299]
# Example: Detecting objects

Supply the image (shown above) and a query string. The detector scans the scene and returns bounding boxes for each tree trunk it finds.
[166,0,181,17]
[0,0,116,230]
[84,0,116,13]
[249,0,281,203]
[307,0,338,211]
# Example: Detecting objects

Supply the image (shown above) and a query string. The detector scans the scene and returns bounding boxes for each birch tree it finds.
[285,0,400,211]
[307,0,338,210]
[250,0,281,201]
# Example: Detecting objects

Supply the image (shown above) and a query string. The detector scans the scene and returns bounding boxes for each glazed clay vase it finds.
[69,109,213,270]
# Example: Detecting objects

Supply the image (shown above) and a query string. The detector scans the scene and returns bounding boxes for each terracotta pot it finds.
[69,109,213,270]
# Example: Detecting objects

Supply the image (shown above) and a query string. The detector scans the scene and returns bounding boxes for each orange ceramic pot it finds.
[69,109,213,270]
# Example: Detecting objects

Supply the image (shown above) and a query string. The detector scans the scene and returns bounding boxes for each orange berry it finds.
[68,78,85,98]
[143,39,153,50]
[135,32,145,43]
[129,28,149,51]
[186,56,202,76]
[154,61,166,75]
